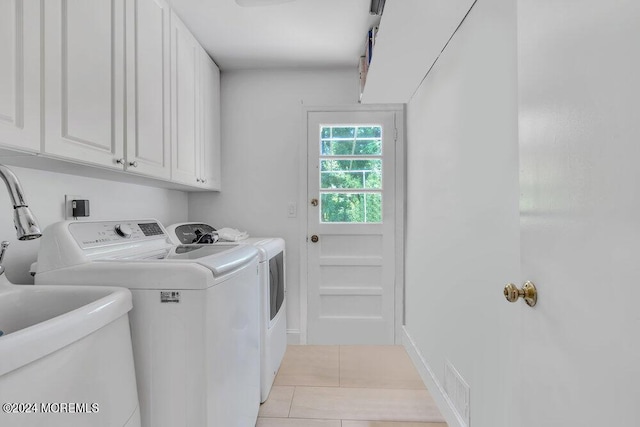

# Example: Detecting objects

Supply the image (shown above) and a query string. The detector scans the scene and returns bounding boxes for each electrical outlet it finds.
[65,194,89,220]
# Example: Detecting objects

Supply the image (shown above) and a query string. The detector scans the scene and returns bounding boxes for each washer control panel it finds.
[115,223,133,238]
[69,220,166,249]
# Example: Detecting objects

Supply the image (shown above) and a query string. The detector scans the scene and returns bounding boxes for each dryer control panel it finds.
[69,220,167,249]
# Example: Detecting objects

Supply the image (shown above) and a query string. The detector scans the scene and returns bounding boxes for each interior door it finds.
[306,110,397,344]
[515,0,640,425]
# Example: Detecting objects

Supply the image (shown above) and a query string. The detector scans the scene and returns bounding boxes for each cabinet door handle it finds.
[202,178,207,184]
[115,158,125,166]
[128,161,138,168]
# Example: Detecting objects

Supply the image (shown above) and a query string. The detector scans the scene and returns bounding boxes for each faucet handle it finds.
[0,241,9,275]
[0,241,9,264]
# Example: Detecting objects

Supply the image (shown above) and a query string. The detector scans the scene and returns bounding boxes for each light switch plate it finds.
[287,202,297,218]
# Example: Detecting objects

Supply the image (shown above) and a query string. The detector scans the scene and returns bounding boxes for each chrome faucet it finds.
[0,165,42,241]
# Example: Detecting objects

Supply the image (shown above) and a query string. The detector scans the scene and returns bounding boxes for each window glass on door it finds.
[318,125,383,223]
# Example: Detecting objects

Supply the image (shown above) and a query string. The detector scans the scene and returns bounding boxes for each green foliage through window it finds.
[321,193,382,223]
[319,126,383,223]
[320,160,381,190]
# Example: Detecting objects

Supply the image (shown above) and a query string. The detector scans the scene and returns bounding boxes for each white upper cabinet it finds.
[170,15,222,189]
[170,11,200,186]
[0,0,220,190]
[125,0,171,179]
[199,50,221,190]
[0,0,41,152]
[43,0,125,169]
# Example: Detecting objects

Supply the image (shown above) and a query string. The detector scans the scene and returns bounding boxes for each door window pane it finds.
[321,192,382,223]
[354,139,382,154]
[330,127,356,138]
[320,159,382,190]
[320,126,382,156]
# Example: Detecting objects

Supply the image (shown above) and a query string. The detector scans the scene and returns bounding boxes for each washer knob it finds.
[115,223,133,238]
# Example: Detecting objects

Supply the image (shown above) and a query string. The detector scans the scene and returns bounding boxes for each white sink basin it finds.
[0,279,132,375]
[0,283,128,333]
[0,276,141,427]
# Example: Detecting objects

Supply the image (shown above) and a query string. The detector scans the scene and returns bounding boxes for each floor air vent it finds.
[444,361,470,426]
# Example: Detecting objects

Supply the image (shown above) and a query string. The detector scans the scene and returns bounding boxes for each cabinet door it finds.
[125,0,171,179]
[199,50,221,190]
[0,0,40,152]
[170,11,200,186]
[43,0,125,169]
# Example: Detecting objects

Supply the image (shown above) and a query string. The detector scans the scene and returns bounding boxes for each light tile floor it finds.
[256,345,447,427]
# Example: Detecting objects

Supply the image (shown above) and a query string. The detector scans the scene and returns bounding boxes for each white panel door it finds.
[199,50,221,190]
[515,1,640,425]
[307,110,397,344]
[125,0,171,179]
[170,11,200,186]
[0,0,40,152]
[44,0,125,169]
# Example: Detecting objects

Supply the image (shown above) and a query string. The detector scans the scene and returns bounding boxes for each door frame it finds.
[298,104,405,344]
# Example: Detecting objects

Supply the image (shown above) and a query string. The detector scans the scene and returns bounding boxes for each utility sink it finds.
[0,278,132,375]
[0,276,141,427]
[0,282,128,333]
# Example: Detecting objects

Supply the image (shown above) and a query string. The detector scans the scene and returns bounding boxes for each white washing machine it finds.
[165,222,286,402]
[34,219,261,427]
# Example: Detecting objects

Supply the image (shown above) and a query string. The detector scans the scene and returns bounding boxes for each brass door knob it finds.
[310,235,319,243]
[503,281,537,307]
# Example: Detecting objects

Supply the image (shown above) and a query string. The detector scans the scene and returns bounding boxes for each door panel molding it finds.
[0,0,40,152]
[60,0,116,151]
[44,0,125,167]
[125,0,171,179]
[0,0,23,126]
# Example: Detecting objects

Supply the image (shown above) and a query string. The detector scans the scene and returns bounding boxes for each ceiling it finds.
[166,0,379,70]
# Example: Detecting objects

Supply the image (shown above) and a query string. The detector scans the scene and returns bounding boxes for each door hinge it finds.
[394,127,398,142]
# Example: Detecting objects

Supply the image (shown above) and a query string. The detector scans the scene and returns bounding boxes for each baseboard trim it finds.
[286,329,301,344]
[402,326,466,427]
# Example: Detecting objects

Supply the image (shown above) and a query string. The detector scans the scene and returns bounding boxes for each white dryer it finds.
[34,220,261,427]
[165,222,286,402]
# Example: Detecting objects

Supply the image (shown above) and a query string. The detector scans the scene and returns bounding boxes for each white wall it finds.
[403,0,519,426]
[0,166,188,284]
[188,68,359,340]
